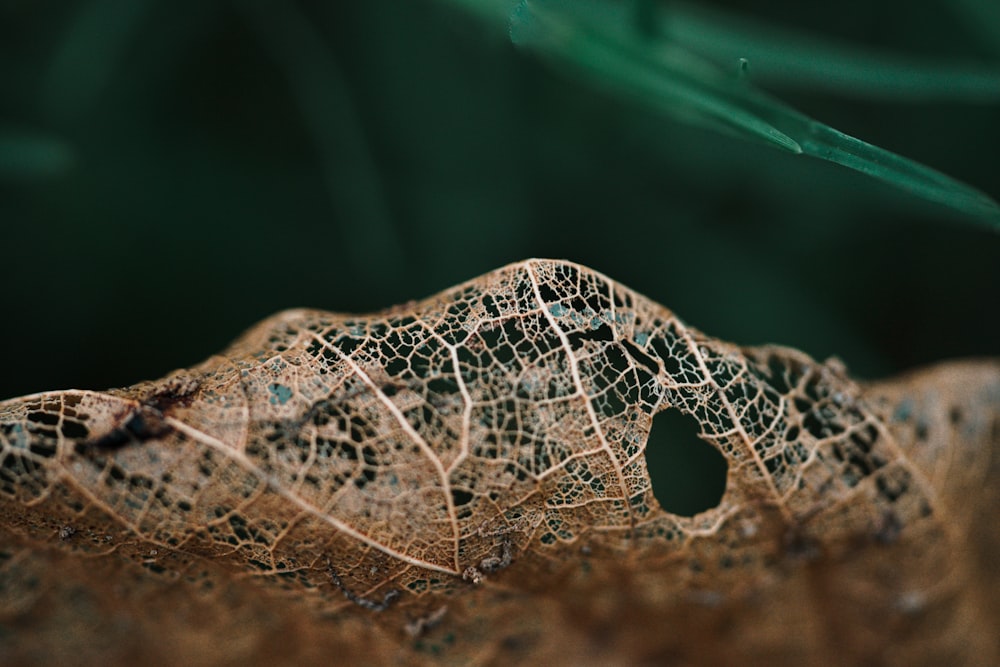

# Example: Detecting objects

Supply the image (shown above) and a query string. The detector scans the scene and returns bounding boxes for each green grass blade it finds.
[798,124,1000,220]
[510,0,1000,226]
[510,1,802,153]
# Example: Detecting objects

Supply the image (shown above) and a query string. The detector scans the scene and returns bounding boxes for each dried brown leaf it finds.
[1,259,997,666]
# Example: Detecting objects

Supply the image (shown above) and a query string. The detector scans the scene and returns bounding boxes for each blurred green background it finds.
[1,0,998,404]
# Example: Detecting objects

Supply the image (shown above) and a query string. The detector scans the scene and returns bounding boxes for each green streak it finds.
[659,1,1000,102]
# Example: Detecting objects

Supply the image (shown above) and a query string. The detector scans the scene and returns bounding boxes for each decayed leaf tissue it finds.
[1,260,997,666]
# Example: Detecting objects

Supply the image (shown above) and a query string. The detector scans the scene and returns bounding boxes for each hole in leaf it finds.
[452,488,473,507]
[645,409,728,517]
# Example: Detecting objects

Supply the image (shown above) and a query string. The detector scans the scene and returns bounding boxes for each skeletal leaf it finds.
[1,259,997,666]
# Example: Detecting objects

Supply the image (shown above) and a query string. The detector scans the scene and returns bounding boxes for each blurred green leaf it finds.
[951,0,1000,56]
[42,0,157,120]
[0,127,75,181]
[237,1,404,290]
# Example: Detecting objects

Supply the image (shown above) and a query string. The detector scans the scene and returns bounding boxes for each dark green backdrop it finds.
[2,0,998,403]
